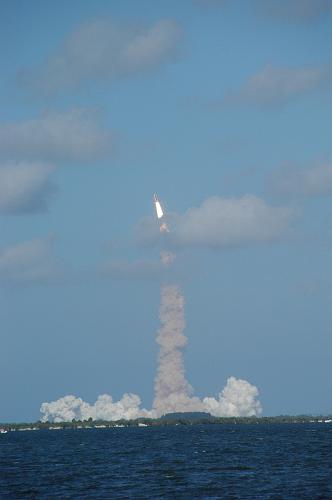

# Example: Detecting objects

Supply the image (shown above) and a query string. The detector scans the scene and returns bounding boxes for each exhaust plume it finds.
[152,284,262,418]
[151,196,261,417]
[39,196,262,422]
[160,250,175,266]
[152,285,203,416]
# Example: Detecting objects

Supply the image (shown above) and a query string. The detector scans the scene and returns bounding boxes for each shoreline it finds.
[1,415,332,433]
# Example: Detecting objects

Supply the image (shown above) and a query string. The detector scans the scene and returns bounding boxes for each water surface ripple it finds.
[0,424,331,498]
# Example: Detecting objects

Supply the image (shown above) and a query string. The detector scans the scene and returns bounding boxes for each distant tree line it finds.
[1,414,332,432]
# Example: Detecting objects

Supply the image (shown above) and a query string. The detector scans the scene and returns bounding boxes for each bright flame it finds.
[155,201,164,219]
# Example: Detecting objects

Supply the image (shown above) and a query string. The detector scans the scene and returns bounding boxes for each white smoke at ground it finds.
[40,393,153,423]
[40,245,262,422]
[202,376,262,417]
[40,374,261,422]
[40,284,262,422]
[152,284,262,417]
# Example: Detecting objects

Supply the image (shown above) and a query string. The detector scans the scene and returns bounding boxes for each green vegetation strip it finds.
[1,414,332,432]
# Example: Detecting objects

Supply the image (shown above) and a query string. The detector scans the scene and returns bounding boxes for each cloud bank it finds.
[0,108,115,164]
[0,162,55,214]
[40,377,262,422]
[0,236,59,284]
[0,108,115,214]
[24,18,181,94]
[138,195,294,249]
[225,63,329,106]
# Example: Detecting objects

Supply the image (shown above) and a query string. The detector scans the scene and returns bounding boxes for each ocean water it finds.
[0,424,331,499]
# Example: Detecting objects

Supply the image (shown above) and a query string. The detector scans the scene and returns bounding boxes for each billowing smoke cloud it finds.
[40,284,262,422]
[152,284,261,417]
[40,394,152,423]
[40,376,261,422]
[40,198,262,423]
[202,377,262,417]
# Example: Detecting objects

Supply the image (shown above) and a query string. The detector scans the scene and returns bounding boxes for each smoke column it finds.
[152,195,203,414]
[39,196,262,422]
[152,284,203,416]
[151,192,262,417]
[151,284,262,418]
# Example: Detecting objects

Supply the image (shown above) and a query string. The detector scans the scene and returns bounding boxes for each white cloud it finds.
[0,108,115,164]
[270,163,332,198]
[0,162,55,214]
[138,195,295,249]
[24,18,181,94]
[226,63,328,106]
[0,236,59,284]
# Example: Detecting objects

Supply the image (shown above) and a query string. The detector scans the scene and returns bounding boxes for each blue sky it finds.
[0,0,331,421]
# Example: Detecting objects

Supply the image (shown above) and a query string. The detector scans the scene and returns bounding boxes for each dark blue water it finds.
[1,424,331,498]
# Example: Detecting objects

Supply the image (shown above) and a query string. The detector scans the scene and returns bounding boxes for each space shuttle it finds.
[153,193,164,219]
[153,193,169,232]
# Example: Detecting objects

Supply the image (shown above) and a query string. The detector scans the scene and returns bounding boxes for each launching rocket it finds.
[153,193,169,232]
[153,193,164,219]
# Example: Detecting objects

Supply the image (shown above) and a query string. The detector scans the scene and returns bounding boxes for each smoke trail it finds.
[150,284,262,418]
[39,262,263,422]
[39,197,263,422]
[152,284,203,416]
